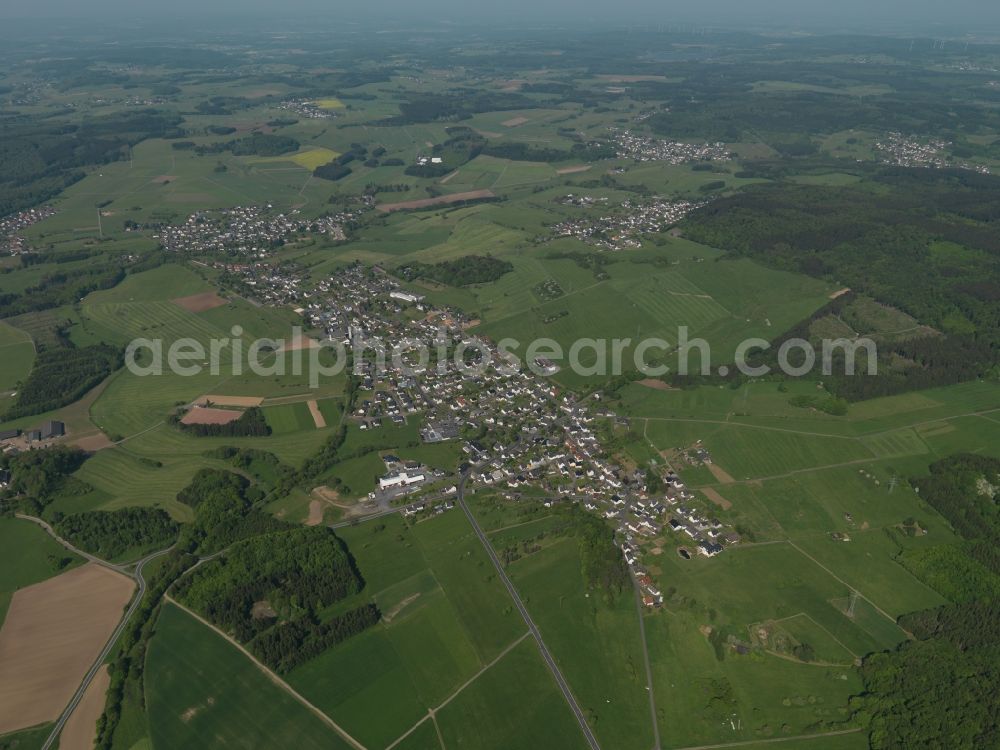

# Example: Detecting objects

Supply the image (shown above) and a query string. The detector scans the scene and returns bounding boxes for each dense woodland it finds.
[0,110,183,216]
[684,170,1000,398]
[174,406,271,437]
[175,468,289,553]
[195,133,300,157]
[0,445,88,513]
[396,255,513,287]
[54,507,178,559]
[174,525,375,671]
[3,343,120,421]
[851,455,1000,747]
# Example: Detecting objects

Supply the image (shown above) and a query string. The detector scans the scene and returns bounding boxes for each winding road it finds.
[14,514,173,750]
[455,475,602,750]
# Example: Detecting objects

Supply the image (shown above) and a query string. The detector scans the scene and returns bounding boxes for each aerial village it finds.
[221,259,742,608]
[550,196,705,250]
[609,128,732,164]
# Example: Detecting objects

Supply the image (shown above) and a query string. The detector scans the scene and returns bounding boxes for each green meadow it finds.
[285,511,528,748]
[145,603,353,750]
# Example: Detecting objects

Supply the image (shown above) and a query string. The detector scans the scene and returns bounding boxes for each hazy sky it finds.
[2,0,999,31]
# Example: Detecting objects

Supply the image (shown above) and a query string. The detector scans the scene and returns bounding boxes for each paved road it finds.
[15,513,129,573]
[41,545,173,750]
[456,475,601,750]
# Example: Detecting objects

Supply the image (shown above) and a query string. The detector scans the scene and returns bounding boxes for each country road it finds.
[41,545,174,750]
[15,513,129,574]
[456,474,602,750]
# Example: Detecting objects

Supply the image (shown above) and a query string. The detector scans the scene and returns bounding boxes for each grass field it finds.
[0,320,34,400]
[263,401,316,434]
[145,603,354,750]
[506,538,654,750]
[251,147,341,170]
[435,637,589,750]
[286,511,528,748]
[0,517,82,628]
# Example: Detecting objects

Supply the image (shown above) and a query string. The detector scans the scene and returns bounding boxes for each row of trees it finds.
[4,343,120,421]
[54,507,178,559]
[396,255,513,287]
[174,525,366,651]
[174,407,271,437]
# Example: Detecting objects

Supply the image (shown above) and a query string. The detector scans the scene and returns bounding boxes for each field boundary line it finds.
[163,595,368,750]
[786,542,903,631]
[631,573,661,750]
[385,630,531,750]
[457,477,601,750]
[485,514,555,535]
[768,612,859,661]
[669,727,863,750]
[698,457,881,487]
[639,416,860,441]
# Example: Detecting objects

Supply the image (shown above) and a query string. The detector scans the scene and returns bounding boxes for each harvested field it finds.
[556,165,591,175]
[377,190,496,213]
[171,291,228,313]
[305,500,324,527]
[707,463,736,485]
[307,400,326,429]
[502,116,530,127]
[180,406,243,425]
[0,564,134,735]
[198,395,264,407]
[702,487,733,510]
[638,378,672,391]
[72,431,115,452]
[279,335,318,352]
[60,665,110,750]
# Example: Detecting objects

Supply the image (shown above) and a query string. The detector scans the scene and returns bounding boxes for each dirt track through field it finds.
[702,487,733,510]
[59,665,110,750]
[307,399,326,428]
[707,463,736,484]
[0,564,134,735]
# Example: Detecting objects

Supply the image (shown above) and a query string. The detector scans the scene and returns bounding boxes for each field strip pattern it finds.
[164,597,367,750]
[0,564,135,735]
[385,631,532,749]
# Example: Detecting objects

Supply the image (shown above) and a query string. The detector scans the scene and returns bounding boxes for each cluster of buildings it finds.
[375,454,446,498]
[0,420,66,454]
[152,204,350,257]
[874,132,991,174]
[550,197,705,250]
[555,194,609,207]
[221,259,741,600]
[609,128,732,164]
[0,206,56,255]
[277,99,338,119]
